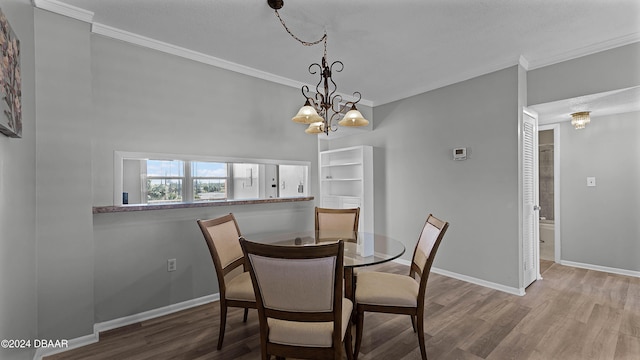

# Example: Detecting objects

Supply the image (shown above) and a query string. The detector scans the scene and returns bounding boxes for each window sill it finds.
[93,196,314,214]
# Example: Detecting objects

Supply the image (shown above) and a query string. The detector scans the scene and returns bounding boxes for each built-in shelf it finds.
[93,196,314,214]
[321,162,362,167]
[319,145,373,233]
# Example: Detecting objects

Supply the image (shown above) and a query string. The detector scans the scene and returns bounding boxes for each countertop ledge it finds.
[93,197,315,214]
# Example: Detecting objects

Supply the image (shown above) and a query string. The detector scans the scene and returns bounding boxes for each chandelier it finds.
[570,111,591,130]
[268,0,369,135]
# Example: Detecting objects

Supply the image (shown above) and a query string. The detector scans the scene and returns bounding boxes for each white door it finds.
[522,108,540,288]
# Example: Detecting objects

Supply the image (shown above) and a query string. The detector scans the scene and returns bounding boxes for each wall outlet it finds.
[167,258,177,272]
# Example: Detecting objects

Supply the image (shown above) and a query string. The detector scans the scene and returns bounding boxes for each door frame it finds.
[520,107,541,291]
[538,123,561,263]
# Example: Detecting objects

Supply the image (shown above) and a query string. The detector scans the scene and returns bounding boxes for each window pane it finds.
[194,179,227,201]
[147,179,183,203]
[192,161,227,177]
[147,160,184,177]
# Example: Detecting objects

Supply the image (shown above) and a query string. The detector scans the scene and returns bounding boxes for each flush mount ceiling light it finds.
[570,111,591,129]
[268,0,369,136]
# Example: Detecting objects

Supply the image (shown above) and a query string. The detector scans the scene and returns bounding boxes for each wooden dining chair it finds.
[315,206,360,241]
[196,213,256,350]
[353,214,449,360]
[240,238,353,360]
[315,206,361,304]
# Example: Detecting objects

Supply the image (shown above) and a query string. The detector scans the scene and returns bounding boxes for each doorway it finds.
[538,124,561,267]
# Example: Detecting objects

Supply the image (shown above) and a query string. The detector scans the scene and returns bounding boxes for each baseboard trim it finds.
[392,259,525,296]
[33,293,220,360]
[560,260,640,278]
[93,294,220,334]
[33,333,98,360]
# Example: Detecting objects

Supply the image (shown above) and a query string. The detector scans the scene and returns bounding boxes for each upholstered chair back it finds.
[247,253,337,312]
[315,207,360,240]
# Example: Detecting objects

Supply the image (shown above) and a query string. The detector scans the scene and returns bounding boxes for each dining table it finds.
[242,230,406,303]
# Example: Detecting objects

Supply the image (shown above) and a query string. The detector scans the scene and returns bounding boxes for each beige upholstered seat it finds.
[197,213,256,350]
[240,238,354,360]
[355,271,419,307]
[354,214,449,360]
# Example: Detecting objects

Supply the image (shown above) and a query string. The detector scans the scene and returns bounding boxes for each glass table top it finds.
[242,231,406,268]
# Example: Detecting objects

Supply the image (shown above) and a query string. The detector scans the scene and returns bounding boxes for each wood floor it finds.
[45,260,640,360]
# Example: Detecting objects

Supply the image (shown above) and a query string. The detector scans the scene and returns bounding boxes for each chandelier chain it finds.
[274,9,327,51]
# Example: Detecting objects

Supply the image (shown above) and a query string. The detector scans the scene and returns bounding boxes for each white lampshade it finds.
[304,121,324,134]
[292,100,324,124]
[338,105,369,127]
[570,111,590,130]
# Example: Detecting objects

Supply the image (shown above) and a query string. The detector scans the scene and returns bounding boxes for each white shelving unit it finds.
[319,145,373,234]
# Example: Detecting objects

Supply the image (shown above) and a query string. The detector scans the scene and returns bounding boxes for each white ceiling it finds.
[531,86,640,124]
[43,0,640,115]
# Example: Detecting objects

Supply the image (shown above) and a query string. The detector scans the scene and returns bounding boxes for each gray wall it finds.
[26,6,323,342]
[322,66,522,288]
[528,42,640,105]
[34,9,95,340]
[0,1,37,359]
[88,26,321,321]
[529,42,640,273]
[560,111,639,271]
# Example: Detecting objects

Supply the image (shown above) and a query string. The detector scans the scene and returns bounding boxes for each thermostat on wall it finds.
[453,147,467,161]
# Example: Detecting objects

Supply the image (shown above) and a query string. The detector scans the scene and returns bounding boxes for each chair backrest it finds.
[240,239,345,339]
[197,214,244,292]
[410,214,449,298]
[315,207,360,240]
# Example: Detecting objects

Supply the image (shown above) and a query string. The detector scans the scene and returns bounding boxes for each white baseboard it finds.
[33,333,98,360]
[560,260,640,278]
[93,294,219,334]
[33,293,220,360]
[392,259,525,296]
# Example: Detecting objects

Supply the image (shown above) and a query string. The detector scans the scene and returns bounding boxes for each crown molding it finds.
[373,56,522,106]
[30,0,637,108]
[90,22,372,107]
[373,34,640,106]
[32,0,94,23]
[91,22,302,90]
[526,33,640,70]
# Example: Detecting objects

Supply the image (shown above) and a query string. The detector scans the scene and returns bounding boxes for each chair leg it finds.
[344,322,354,360]
[416,313,427,360]
[354,310,364,360]
[243,308,249,322]
[411,315,417,333]
[217,303,227,350]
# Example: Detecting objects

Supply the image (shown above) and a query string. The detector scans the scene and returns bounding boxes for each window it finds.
[192,161,228,201]
[117,152,310,206]
[146,160,184,203]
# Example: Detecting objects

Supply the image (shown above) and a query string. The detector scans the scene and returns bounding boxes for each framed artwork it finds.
[0,8,21,138]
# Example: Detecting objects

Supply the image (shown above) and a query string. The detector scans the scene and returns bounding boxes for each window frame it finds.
[114,151,310,206]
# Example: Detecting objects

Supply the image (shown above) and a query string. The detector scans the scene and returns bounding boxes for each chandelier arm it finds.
[300,85,316,105]
[351,91,362,105]
[326,61,343,100]
[330,94,345,114]
[328,112,341,132]
[314,70,327,109]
